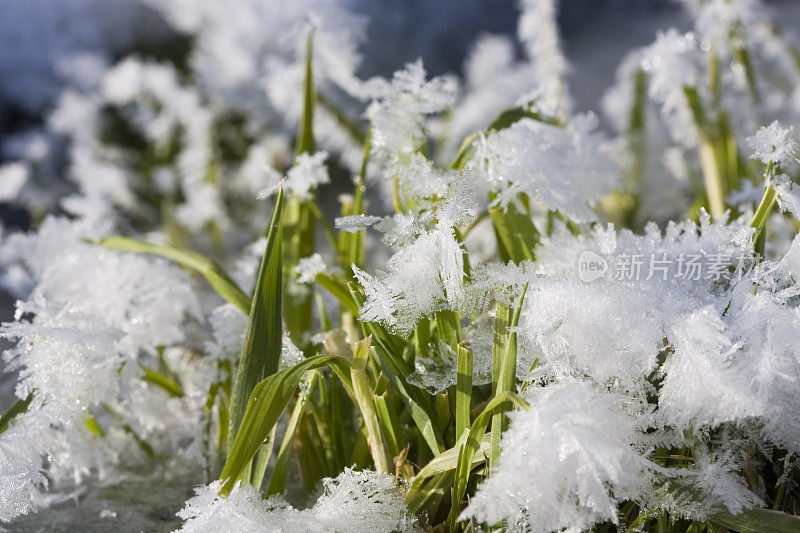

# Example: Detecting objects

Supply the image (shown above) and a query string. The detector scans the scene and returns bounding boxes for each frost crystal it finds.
[517,0,571,116]
[175,469,418,532]
[0,217,201,520]
[366,59,457,156]
[295,253,327,284]
[259,152,330,201]
[477,114,617,223]
[353,224,465,336]
[334,215,382,233]
[463,382,654,531]
[746,121,799,166]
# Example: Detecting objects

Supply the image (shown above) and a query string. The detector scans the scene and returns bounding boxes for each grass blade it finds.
[489,284,528,468]
[96,236,250,314]
[227,188,284,462]
[218,354,352,494]
[450,391,530,529]
[351,337,393,473]
[413,434,490,484]
[140,365,184,398]
[455,344,473,441]
[266,371,318,495]
[296,29,316,156]
[0,393,32,434]
[489,198,539,264]
[711,508,800,533]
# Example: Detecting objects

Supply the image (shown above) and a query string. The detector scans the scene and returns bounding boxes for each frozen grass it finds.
[4,0,800,532]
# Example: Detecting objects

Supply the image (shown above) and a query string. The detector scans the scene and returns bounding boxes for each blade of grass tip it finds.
[296,29,316,157]
[219,354,352,494]
[450,391,530,530]
[455,344,473,442]
[95,236,251,314]
[351,337,393,474]
[0,393,32,434]
[266,371,318,495]
[227,189,284,460]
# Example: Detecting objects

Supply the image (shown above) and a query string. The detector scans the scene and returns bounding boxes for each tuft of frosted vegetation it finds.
[477,113,616,223]
[176,468,419,533]
[462,382,655,531]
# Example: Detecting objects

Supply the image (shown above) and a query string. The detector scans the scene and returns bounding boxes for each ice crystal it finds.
[463,382,655,531]
[176,468,418,532]
[0,162,28,202]
[746,121,799,166]
[258,152,330,201]
[517,0,571,116]
[476,114,617,223]
[334,215,383,233]
[353,224,465,336]
[295,253,327,284]
[367,60,457,156]
[0,217,201,521]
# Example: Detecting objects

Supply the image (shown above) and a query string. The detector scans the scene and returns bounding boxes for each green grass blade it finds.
[296,29,316,156]
[711,508,800,533]
[412,434,490,484]
[490,284,528,468]
[317,92,365,146]
[266,371,318,495]
[352,337,393,473]
[489,302,510,470]
[96,236,251,314]
[450,391,530,529]
[369,346,442,456]
[489,199,539,264]
[487,104,560,131]
[219,354,352,494]
[140,365,184,398]
[0,393,32,434]
[406,471,454,517]
[373,393,402,457]
[455,344,473,441]
[315,273,359,315]
[227,188,284,459]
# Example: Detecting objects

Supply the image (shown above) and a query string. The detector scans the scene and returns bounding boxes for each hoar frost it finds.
[176,468,419,533]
